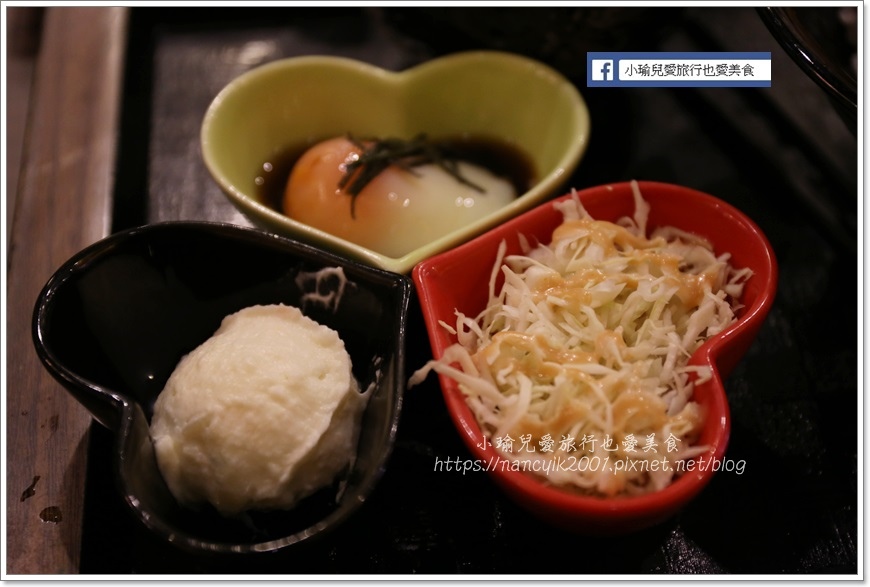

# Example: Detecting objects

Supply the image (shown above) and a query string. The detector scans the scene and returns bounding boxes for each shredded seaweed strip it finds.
[339,134,486,217]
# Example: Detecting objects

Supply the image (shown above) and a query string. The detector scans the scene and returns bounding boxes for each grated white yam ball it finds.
[150,304,366,516]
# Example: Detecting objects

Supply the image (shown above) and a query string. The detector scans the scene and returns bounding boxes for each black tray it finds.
[81,6,858,574]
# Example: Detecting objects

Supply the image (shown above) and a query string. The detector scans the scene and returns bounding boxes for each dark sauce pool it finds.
[254,135,538,213]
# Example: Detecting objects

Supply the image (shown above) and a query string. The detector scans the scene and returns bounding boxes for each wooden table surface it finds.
[6,7,128,575]
[5,6,858,576]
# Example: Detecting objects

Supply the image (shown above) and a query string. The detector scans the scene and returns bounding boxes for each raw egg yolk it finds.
[283,137,516,258]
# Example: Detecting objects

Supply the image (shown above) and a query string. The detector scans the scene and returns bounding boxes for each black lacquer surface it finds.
[77,6,857,575]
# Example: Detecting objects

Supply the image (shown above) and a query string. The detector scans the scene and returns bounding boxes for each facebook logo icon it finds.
[591,59,614,81]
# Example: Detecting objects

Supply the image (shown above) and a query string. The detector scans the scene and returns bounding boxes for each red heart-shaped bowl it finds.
[412,181,778,533]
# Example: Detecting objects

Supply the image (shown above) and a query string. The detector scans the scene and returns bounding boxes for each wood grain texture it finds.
[6,7,128,575]
[5,7,43,251]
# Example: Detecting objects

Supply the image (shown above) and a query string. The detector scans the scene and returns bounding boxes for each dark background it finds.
[83,6,857,574]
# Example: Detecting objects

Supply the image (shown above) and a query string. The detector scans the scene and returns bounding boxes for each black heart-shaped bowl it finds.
[32,221,412,555]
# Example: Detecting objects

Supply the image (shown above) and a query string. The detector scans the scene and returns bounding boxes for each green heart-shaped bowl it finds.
[201,51,590,274]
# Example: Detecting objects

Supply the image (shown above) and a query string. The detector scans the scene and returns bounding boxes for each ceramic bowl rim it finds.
[200,50,591,274]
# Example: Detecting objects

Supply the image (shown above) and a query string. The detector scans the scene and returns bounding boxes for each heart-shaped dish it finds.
[32,222,413,554]
[412,181,778,533]
[201,51,590,274]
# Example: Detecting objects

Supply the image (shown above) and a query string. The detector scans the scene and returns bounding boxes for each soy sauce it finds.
[254,135,538,213]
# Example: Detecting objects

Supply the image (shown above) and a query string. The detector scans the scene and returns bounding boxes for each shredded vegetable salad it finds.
[411,182,752,497]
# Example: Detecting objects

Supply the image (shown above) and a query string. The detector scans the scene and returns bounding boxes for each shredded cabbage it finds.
[411,182,751,497]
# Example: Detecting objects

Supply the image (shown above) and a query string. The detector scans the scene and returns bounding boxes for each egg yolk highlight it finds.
[283,137,516,258]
